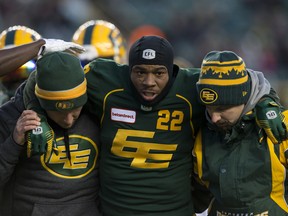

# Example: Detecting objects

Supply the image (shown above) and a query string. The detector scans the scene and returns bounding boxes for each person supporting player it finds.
[4,35,288,215]
[0,52,101,216]
[193,50,288,215]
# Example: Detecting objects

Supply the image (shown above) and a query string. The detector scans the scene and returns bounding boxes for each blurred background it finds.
[1,0,288,107]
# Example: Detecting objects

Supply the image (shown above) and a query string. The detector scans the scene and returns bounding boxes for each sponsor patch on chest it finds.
[111,108,136,123]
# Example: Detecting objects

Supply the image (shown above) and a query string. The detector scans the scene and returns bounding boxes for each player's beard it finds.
[215,120,234,132]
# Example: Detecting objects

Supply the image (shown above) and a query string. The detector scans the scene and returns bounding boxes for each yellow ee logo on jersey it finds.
[111,129,178,169]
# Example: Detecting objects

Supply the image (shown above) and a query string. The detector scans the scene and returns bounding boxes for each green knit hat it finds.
[35,52,87,111]
[196,51,251,106]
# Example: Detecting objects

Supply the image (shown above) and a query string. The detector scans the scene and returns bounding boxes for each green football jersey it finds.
[85,58,205,216]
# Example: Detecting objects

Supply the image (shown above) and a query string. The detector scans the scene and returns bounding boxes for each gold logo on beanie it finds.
[197,51,251,106]
[200,88,218,104]
[56,101,74,110]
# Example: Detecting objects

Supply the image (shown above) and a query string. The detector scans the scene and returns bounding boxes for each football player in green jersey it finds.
[193,51,288,215]
[81,36,286,215]
[83,36,208,215]
[4,35,287,215]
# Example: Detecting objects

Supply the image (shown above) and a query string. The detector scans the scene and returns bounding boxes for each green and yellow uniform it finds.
[193,111,288,216]
[84,58,205,216]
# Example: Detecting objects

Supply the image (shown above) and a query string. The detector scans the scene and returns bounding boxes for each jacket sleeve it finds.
[0,134,24,187]
[279,110,288,166]
[264,87,285,111]
[192,129,213,213]
[191,175,213,213]
[0,85,26,188]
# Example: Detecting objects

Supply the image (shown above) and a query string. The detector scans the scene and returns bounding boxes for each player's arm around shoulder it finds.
[192,129,208,185]
[192,129,213,214]
[278,110,288,167]
[84,58,129,91]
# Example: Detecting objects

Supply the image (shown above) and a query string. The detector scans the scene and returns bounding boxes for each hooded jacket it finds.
[193,70,288,215]
[0,82,101,216]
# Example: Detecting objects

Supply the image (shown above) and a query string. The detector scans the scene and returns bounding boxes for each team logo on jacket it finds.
[142,49,156,59]
[111,108,136,123]
[41,135,98,179]
[200,88,218,104]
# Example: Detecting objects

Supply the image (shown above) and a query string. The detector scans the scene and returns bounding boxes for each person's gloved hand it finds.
[255,97,288,144]
[78,45,99,61]
[26,115,58,162]
[38,39,85,58]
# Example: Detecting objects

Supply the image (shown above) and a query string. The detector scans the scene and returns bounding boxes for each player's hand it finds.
[26,115,58,162]
[13,110,41,145]
[38,39,85,58]
[78,45,99,61]
[255,97,288,144]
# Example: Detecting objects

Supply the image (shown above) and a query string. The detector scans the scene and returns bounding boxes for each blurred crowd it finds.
[0,0,288,106]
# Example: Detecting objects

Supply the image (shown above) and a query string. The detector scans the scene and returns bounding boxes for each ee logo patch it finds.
[200,88,218,104]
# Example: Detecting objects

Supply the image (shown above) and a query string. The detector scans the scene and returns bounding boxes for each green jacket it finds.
[193,110,288,215]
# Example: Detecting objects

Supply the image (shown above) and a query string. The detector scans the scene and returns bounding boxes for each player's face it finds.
[206,104,245,131]
[46,107,83,129]
[130,65,169,102]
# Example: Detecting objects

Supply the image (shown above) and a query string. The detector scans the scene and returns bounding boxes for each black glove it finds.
[26,115,58,162]
[255,97,288,144]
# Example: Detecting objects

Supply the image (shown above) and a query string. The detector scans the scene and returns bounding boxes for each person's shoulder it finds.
[0,82,25,117]
[88,58,127,69]
[169,67,201,98]
[179,67,200,74]
[175,67,200,84]
[84,58,129,75]
[0,98,21,124]
[84,58,130,91]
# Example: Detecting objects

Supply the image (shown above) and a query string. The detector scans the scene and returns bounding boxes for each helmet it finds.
[72,20,127,65]
[0,25,41,49]
[0,25,41,92]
